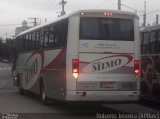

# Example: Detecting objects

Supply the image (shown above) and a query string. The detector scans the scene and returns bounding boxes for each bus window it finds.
[49,26,55,48]
[28,33,32,50]
[80,17,134,41]
[25,34,29,51]
[143,32,149,54]
[61,19,68,47]
[140,32,144,54]
[149,31,157,53]
[44,28,49,49]
[40,29,44,49]
[18,37,23,52]
[32,32,36,50]
[36,31,40,50]
[55,22,62,48]
[157,30,160,53]
[22,36,25,52]
[140,33,143,45]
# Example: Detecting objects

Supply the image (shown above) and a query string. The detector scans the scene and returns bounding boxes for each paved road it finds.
[0,62,159,119]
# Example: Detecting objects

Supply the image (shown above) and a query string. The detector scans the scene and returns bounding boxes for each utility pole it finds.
[59,0,67,16]
[28,18,39,27]
[118,0,121,10]
[156,14,159,25]
[143,0,146,27]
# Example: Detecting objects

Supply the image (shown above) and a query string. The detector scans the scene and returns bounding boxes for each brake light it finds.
[13,76,17,80]
[104,12,113,16]
[80,12,84,16]
[134,60,140,75]
[72,59,79,79]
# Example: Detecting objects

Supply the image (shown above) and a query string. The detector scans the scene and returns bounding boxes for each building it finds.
[15,20,30,36]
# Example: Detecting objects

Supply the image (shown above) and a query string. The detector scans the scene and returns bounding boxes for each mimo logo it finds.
[25,59,38,85]
[23,52,43,89]
[83,55,132,73]
[92,58,122,72]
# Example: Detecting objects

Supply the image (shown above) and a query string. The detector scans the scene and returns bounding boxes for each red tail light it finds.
[104,12,113,16]
[72,59,79,79]
[80,12,84,16]
[134,60,140,75]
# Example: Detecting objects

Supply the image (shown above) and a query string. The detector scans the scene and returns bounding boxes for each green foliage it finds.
[0,37,14,62]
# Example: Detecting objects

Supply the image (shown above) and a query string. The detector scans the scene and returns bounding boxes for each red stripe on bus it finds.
[42,48,65,72]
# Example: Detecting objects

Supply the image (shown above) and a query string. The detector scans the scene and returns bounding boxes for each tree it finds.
[0,37,15,62]
[0,37,4,59]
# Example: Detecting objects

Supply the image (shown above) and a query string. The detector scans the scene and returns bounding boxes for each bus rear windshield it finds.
[80,17,134,41]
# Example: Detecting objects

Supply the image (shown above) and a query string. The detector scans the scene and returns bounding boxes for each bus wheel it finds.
[40,83,48,105]
[19,88,25,95]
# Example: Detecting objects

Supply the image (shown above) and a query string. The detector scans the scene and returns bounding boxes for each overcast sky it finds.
[0,0,159,39]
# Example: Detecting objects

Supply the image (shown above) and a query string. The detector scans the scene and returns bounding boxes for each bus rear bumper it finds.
[66,91,140,102]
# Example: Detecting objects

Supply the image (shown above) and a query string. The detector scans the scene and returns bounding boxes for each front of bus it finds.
[66,10,140,102]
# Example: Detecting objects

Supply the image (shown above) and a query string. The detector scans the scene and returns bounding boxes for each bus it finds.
[12,10,140,104]
[140,25,160,102]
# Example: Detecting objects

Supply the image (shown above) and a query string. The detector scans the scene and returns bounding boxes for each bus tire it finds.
[40,82,48,105]
[19,88,25,95]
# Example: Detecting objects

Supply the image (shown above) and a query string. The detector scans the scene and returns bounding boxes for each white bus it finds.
[12,10,140,104]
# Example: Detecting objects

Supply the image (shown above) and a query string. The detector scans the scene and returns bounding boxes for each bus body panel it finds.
[15,49,67,100]
[65,12,140,101]
[66,15,79,91]
[66,91,139,101]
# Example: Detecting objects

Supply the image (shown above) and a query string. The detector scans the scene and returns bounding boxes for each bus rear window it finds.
[80,17,134,41]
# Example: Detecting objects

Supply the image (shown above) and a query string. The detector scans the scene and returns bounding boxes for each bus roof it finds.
[16,9,138,38]
[141,24,160,32]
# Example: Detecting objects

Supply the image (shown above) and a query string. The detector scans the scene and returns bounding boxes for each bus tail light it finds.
[72,59,79,79]
[80,12,84,16]
[13,76,18,80]
[104,12,113,16]
[134,60,140,75]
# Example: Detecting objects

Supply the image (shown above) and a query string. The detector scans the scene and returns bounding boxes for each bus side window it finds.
[49,26,55,48]
[32,32,36,50]
[59,21,64,48]
[57,20,68,48]
[149,31,157,53]
[55,22,60,48]
[157,30,160,53]
[143,32,149,54]
[27,34,29,51]
[17,37,22,52]
[22,36,25,52]
[28,33,32,51]
[36,31,40,50]
[44,28,49,49]
[24,35,26,51]
[53,19,68,49]
[62,19,68,48]
[140,32,144,54]
[40,29,45,49]
[54,22,60,48]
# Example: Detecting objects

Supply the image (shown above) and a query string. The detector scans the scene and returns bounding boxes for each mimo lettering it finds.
[25,59,38,85]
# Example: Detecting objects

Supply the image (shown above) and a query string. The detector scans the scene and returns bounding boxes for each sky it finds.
[0,0,159,39]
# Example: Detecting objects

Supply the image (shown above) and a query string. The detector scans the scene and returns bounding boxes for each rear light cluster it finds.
[104,12,113,16]
[72,59,79,79]
[80,12,84,16]
[80,12,113,16]
[134,60,140,75]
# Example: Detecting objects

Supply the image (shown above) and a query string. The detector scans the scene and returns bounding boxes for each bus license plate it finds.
[100,82,114,88]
